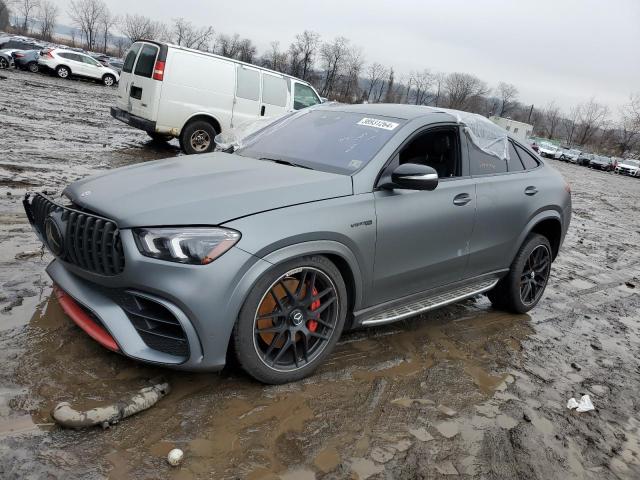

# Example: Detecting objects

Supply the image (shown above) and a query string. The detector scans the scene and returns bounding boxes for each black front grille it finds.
[102,289,189,358]
[25,193,125,276]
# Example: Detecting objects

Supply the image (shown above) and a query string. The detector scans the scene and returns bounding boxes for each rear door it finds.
[128,43,161,119]
[231,64,261,126]
[260,72,288,118]
[115,43,141,111]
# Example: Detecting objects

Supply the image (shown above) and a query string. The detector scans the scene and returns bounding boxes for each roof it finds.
[316,102,461,121]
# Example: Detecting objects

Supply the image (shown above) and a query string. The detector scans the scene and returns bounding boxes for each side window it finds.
[134,44,158,78]
[507,141,525,172]
[236,66,260,101]
[122,43,141,73]
[514,144,540,169]
[58,52,72,60]
[513,127,519,134]
[81,55,100,66]
[398,128,461,178]
[469,142,508,175]
[293,83,321,110]
[262,74,287,107]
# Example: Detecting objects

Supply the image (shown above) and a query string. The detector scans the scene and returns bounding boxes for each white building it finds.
[489,116,533,140]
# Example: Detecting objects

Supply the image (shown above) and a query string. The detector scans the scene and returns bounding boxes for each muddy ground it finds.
[0,68,639,479]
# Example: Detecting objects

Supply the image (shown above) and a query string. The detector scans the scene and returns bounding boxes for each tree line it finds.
[2,0,639,157]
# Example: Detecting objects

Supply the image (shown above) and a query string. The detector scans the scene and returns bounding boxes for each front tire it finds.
[56,65,70,79]
[179,120,217,154]
[487,234,552,314]
[0,57,8,69]
[233,256,347,384]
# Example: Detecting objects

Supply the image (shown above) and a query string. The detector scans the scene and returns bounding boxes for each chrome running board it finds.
[359,277,499,327]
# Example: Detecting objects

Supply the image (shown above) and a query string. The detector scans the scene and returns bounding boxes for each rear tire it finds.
[180,120,217,155]
[56,65,70,79]
[487,233,552,314]
[233,255,347,384]
[0,57,8,69]
[27,61,39,73]
[102,74,116,86]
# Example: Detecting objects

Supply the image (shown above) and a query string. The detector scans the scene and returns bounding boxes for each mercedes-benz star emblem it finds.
[45,216,64,257]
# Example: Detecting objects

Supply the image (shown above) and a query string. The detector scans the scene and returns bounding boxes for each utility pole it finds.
[527,104,534,124]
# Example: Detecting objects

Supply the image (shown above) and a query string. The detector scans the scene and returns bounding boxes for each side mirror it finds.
[390,163,439,191]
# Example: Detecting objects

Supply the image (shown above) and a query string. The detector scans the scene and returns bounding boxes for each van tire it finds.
[180,120,217,155]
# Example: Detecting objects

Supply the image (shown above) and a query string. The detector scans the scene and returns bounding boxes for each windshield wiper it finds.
[259,157,313,170]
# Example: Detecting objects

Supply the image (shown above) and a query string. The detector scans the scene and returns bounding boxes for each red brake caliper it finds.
[307,287,320,332]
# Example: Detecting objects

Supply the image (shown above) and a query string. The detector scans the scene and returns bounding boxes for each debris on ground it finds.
[167,448,184,466]
[15,250,42,260]
[51,378,170,429]
[567,394,595,413]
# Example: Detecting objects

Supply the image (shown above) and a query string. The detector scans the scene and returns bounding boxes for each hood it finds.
[65,153,353,228]
[619,162,639,170]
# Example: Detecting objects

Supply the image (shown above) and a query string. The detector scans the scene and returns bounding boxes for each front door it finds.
[231,65,261,127]
[371,126,476,305]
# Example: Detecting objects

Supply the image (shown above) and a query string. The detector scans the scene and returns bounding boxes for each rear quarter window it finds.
[122,43,141,73]
[514,144,540,169]
[470,143,508,176]
[507,142,525,172]
[134,44,158,78]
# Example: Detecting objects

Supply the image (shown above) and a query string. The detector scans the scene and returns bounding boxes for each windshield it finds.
[235,110,406,174]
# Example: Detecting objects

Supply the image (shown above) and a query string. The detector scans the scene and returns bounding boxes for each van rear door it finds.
[116,42,164,122]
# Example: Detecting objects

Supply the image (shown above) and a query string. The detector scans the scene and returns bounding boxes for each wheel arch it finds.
[182,113,221,137]
[514,211,564,262]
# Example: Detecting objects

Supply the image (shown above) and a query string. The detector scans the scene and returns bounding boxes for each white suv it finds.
[538,142,559,158]
[615,159,640,177]
[38,48,119,86]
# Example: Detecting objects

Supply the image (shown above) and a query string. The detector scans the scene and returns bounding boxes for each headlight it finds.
[133,227,240,265]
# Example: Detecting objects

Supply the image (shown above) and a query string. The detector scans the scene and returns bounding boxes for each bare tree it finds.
[237,38,256,63]
[289,30,320,81]
[542,101,561,139]
[263,41,287,72]
[495,82,519,117]
[217,33,241,58]
[339,46,364,102]
[562,105,581,147]
[383,67,396,103]
[365,62,386,102]
[68,0,105,50]
[319,36,349,97]
[37,0,58,41]
[120,14,165,44]
[575,98,609,146]
[443,72,488,110]
[409,69,434,105]
[99,8,117,53]
[16,0,40,33]
[0,0,10,31]
[171,17,214,50]
[613,94,640,156]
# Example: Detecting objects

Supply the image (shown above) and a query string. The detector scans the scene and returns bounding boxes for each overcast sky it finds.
[51,0,640,113]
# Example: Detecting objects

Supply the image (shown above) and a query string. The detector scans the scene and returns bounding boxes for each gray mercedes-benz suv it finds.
[24,104,571,384]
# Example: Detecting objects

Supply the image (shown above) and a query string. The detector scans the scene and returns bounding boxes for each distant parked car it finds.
[12,49,41,72]
[615,159,640,177]
[589,155,613,171]
[538,142,559,158]
[557,148,581,162]
[0,49,14,69]
[107,59,124,73]
[577,152,593,166]
[529,140,539,153]
[38,48,119,86]
[0,39,43,51]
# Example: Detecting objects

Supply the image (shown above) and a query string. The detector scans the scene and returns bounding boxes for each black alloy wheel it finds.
[233,255,347,384]
[519,245,551,306]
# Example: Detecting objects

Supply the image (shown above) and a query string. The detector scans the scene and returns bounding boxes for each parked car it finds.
[577,152,594,166]
[615,159,640,177]
[0,38,43,51]
[12,49,41,72]
[107,59,123,73]
[529,141,539,153]
[0,49,13,69]
[557,148,581,162]
[38,48,119,86]
[23,104,571,383]
[538,142,559,158]
[589,155,613,171]
[110,40,323,154]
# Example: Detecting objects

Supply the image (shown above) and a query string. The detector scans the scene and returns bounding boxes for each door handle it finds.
[260,105,266,116]
[453,193,471,206]
[525,186,538,196]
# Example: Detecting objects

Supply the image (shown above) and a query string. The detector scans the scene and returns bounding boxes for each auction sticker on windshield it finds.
[357,118,399,130]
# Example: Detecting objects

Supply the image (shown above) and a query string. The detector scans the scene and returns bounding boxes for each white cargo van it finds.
[110,40,323,154]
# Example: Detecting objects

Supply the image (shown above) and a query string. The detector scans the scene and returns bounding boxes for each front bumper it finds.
[110,106,156,134]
